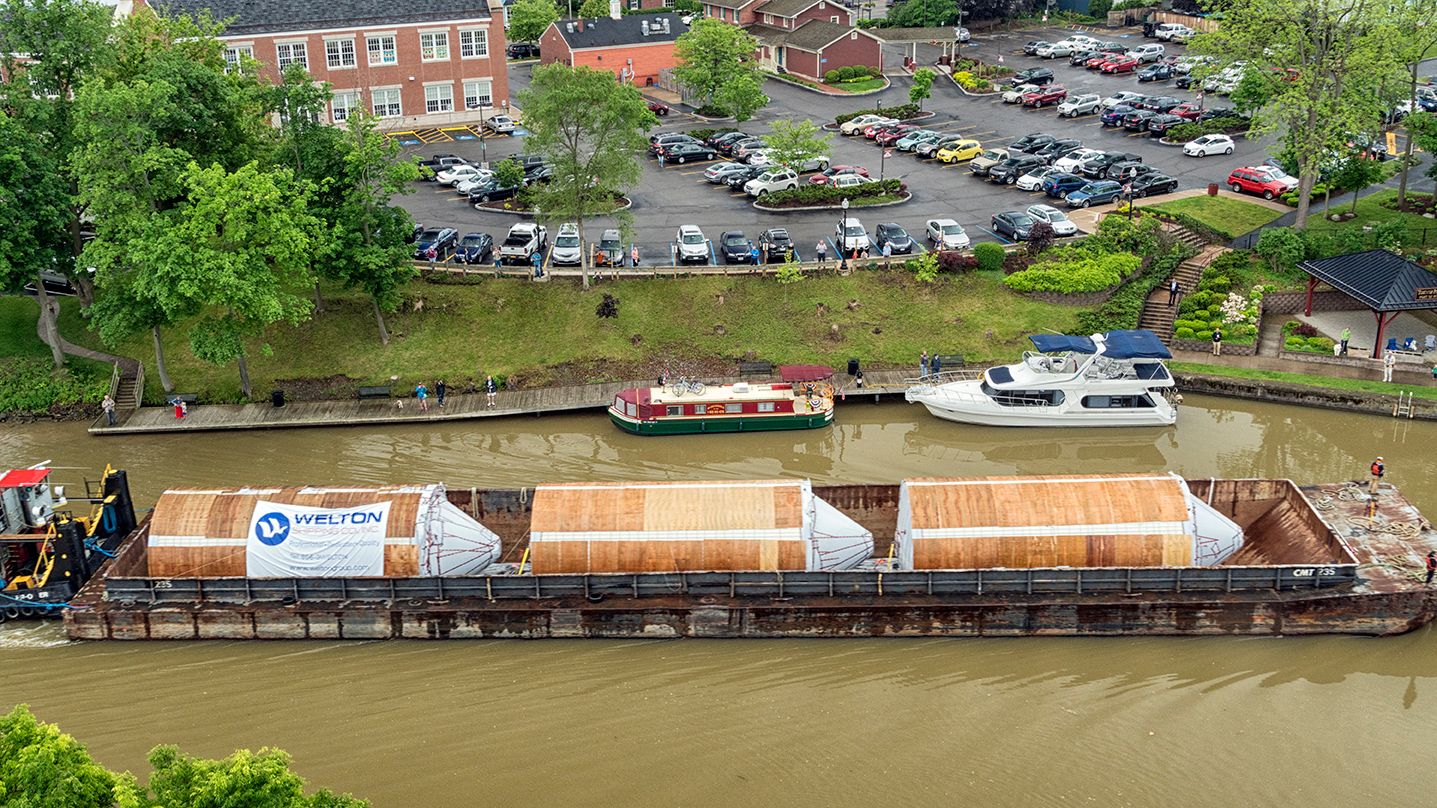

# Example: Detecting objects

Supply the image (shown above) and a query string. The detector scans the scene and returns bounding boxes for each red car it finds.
[1227,167,1294,200]
[1022,85,1068,107]
[647,100,670,116]
[1169,103,1203,120]
[863,122,901,138]
[1101,55,1140,74]
[874,125,916,145]
[807,165,871,185]
[1085,52,1119,69]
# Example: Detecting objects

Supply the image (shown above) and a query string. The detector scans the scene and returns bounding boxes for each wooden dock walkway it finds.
[89,369,918,435]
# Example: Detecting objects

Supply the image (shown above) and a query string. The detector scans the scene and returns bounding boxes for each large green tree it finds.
[1392,0,1437,204]
[507,0,560,43]
[0,109,73,368]
[762,119,832,171]
[519,64,657,288]
[1187,0,1404,228]
[577,0,610,17]
[0,705,120,808]
[713,69,768,122]
[672,19,766,115]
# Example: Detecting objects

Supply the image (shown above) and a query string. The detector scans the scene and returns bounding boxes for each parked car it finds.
[968,148,1009,176]
[1070,49,1100,66]
[466,177,522,205]
[954,26,971,41]
[1227,166,1293,199]
[454,174,498,196]
[1057,93,1102,117]
[864,121,904,138]
[1101,90,1145,109]
[1025,204,1078,236]
[1016,165,1063,192]
[720,136,763,157]
[835,218,870,253]
[874,222,916,254]
[937,139,984,163]
[875,125,918,147]
[759,228,793,262]
[417,154,465,178]
[750,152,830,172]
[704,161,750,183]
[991,210,1036,241]
[1131,43,1165,63]
[485,115,518,134]
[1070,34,1101,47]
[1022,40,1051,56]
[1123,109,1159,132]
[1198,107,1245,125]
[719,230,752,264]
[1100,104,1137,127]
[1053,148,1103,173]
[896,130,942,151]
[1106,161,1156,182]
[1033,137,1083,163]
[1042,171,1088,198]
[648,100,670,116]
[722,165,765,189]
[1137,62,1174,82]
[926,218,970,250]
[1003,83,1042,104]
[918,134,963,158]
[809,165,870,185]
[412,227,459,260]
[1183,133,1236,157]
[708,131,750,148]
[1174,73,1198,90]
[1258,161,1300,190]
[550,224,582,266]
[1172,55,1213,75]
[831,174,876,192]
[1086,51,1120,69]
[593,229,624,266]
[522,163,553,186]
[1065,180,1125,207]
[745,167,798,196]
[1100,55,1140,74]
[649,133,696,155]
[1035,40,1077,58]
[663,142,717,163]
[989,154,1047,185]
[1023,85,1068,108]
[506,42,540,59]
[436,164,486,186]
[1146,114,1186,136]
[1137,95,1184,113]
[1169,103,1204,121]
[1079,152,1141,178]
[454,232,494,264]
[1010,132,1056,153]
[676,225,709,264]
[733,140,770,160]
[1130,172,1179,197]
[1010,67,1055,86]
[1155,23,1193,41]
[840,114,896,135]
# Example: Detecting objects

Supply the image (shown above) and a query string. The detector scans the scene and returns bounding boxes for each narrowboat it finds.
[608,366,836,435]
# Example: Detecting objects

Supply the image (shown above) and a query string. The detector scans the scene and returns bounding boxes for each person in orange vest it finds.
[1369,456,1385,496]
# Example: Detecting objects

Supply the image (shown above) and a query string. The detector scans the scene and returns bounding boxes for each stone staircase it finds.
[1137,223,1226,342]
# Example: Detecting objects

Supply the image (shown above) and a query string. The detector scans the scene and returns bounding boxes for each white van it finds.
[1132,43,1166,62]
[1154,23,1190,41]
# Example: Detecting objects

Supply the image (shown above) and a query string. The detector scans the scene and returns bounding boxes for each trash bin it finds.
[271,390,286,408]
[1207,182,1219,196]
[847,358,860,377]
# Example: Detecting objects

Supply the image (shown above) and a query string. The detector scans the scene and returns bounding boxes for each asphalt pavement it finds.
[397,26,1284,267]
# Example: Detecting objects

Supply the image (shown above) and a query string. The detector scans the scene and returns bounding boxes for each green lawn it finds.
[0,296,49,358]
[46,270,1083,403]
[829,78,887,93]
[1146,195,1285,239]
[1305,189,1437,246]
[1171,362,1437,401]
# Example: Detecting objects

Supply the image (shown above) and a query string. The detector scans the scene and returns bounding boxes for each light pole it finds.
[841,197,850,260]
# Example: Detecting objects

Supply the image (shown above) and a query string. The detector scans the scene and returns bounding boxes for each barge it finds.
[60,473,1437,640]
[609,366,836,435]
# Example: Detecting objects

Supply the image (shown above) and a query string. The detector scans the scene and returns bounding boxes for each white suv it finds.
[1057,93,1101,117]
[1131,43,1165,62]
[1156,23,1193,41]
[745,168,799,196]
[551,223,582,266]
[676,225,709,264]
[835,218,870,253]
[1025,204,1078,236]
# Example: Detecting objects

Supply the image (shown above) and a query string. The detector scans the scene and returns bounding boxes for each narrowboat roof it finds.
[642,382,822,406]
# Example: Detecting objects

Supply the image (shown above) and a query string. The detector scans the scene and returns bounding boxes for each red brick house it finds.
[749,20,881,82]
[701,0,763,25]
[752,0,854,29]
[539,11,688,87]
[132,0,510,128]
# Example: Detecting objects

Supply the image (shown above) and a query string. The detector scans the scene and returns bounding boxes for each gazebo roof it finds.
[1298,249,1437,312]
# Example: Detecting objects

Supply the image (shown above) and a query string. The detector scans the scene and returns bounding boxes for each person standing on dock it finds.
[1340,327,1351,356]
[485,375,498,409]
[416,382,429,413]
[1425,551,1435,585]
[1369,456,1385,496]
[436,379,446,409]
[1211,327,1222,356]
[920,350,930,379]
[1383,350,1396,382]
[931,353,943,377]
[102,394,116,426]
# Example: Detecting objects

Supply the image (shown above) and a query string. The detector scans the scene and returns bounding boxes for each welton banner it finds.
[246,500,392,578]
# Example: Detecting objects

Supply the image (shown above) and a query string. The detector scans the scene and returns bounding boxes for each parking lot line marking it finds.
[978,226,1013,245]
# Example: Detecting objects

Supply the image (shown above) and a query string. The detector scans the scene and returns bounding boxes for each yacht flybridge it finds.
[905,329,1178,427]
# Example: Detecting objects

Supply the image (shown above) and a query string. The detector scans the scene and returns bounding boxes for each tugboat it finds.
[609,365,836,435]
[1,465,136,620]
[905,329,1178,427]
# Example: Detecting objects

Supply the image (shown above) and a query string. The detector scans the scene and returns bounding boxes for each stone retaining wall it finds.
[1172,339,1257,356]
[1263,290,1364,315]
[1174,372,1436,420]
[1021,287,1118,306]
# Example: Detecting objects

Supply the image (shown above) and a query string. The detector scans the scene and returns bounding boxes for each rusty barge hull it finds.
[64,481,1437,640]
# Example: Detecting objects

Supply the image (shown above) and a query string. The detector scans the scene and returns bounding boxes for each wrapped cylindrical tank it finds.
[528,479,873,573]
[894,473,1244,570]
[146,485,500,578]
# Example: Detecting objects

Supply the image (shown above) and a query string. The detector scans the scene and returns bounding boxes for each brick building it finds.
[539,11,688,87]
[699,0,879,83]
[133,0,510,128]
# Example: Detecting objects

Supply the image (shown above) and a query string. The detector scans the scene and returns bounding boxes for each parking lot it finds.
[398,26,1278,267]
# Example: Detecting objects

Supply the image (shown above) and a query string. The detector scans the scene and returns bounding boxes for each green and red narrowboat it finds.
[608,366,836,436]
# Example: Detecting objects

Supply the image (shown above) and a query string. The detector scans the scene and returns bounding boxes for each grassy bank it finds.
[1171,361,1437,401]
[1146,196,1285,239]
[1305,189,1437,245]
[49,271,1083,403]
[0,297,111,416]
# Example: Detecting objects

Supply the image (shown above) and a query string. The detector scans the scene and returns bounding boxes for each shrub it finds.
[911,251,939,282]
[1075,242,1196,333]
[973,242,1006,272]
[1175,326,1196,340]
[825,69,841,83]
[1167,118,1248,143]
[834,103,921,125]
[937,251,976,272]
[1255,227,1307,274]
[1025,222,1056,256]
[868,65,883,78]
[759,178,904,207]
[952,71,993,92]
[1282,320,1320,338]
[1195,329,1213,341]
[0,358,107,415]
[1003,249,1142,294]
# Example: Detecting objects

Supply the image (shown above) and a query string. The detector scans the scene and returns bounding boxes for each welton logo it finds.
[254,512,292,545]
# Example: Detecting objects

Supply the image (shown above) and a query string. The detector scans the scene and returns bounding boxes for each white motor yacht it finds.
[905,330,1178,427]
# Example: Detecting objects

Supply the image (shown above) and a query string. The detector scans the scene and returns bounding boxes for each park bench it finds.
[932,355,965,370]
[357,386,392,401]
[739,360,774,378]
[168,393,198,406]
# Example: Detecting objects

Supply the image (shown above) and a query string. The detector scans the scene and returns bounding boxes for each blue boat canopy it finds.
[1029,334,1097,354]
[1102,329,1173,359]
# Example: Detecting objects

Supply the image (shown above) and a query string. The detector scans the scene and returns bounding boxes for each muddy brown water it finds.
[2,395,1435,807]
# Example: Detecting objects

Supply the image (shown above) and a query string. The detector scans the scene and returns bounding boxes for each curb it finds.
[753,192,912,212]
[766,73,891,97]
[476,197,634,216]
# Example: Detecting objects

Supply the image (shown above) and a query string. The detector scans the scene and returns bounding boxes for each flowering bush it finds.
[952,71,993,92]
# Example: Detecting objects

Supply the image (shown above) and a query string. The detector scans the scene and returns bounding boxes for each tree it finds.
[713,69,768,122]
[762,119,832,172]
[0,705,119,808]
[144,745,367,808]
[1330,153,1387,214]
[883,0,957,27]
[909,68,935,109]
[0,109,72,368]
[1187,0,1405,229]
[494,157,527,190]
[578,0,610,17]
[1407,112,1437,183]
[673,19,765,114]
[1392,0,1437,205]
[519,64,657,288]
[1227,69,1278,116]
[508,0,560,42]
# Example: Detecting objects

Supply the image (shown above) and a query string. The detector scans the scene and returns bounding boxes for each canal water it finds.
[2,395,1434,807]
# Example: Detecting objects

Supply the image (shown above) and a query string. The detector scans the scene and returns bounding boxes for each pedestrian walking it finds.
[415,382,429,412]
[931,353,943,377]
[1211,327,1222,356]
[426,245,438,268]
[102,394,116,426]
[1167,279,1179,306]
[1426,551,1436,585]
[1369,456,1385,496]
[436,379,446,409]
[657,151,666,169]
[493,250,503,271]
[1340,326,1351,356]
[485,374,498,409]
[631,244,640,267]
[1382,350,1396,382]
[920,350,930,378]
[815,240,827,267]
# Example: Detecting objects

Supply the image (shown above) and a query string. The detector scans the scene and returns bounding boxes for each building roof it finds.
[705,0,758,9]
[783,19,853,51]
[549,12,687,50]
[146,0,493,36]
[867,26,965,42]
[745,22,793,45]
[1298,249,1437,312]
[753,0,824,18]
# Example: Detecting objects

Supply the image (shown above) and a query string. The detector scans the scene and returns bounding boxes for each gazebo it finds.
[1298,249,1437,359]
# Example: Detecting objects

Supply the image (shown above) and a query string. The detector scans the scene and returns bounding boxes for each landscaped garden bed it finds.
[1170,251,1265,355]
[1279,320,1337,355]
[753,179,908,210]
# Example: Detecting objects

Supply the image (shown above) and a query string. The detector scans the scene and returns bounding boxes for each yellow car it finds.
[937,139,983,163]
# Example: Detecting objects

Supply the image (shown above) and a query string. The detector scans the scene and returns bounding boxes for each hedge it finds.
[1166,118,1247,143]
[834,103,921,126]
[1003,249,1141,293]
[825,65,883,83]
[759,178,905,207]
[1147,209,1234,242]
[1076,242,1195,333]
[952,71,994,92]
[973,242,1006,272]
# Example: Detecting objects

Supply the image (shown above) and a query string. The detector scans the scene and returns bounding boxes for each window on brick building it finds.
[421,32,450,61]
[463,79,493,110]
[424,83,455,113]
[371,87,402,117]
[332,91,360,122]
[325,38,356,68]
[459,29,488,58]
[276,41,308,70]
[223,44,253,73]
[367,35,397,65]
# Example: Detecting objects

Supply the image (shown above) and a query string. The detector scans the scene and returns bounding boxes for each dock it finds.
[89,369,919,435]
